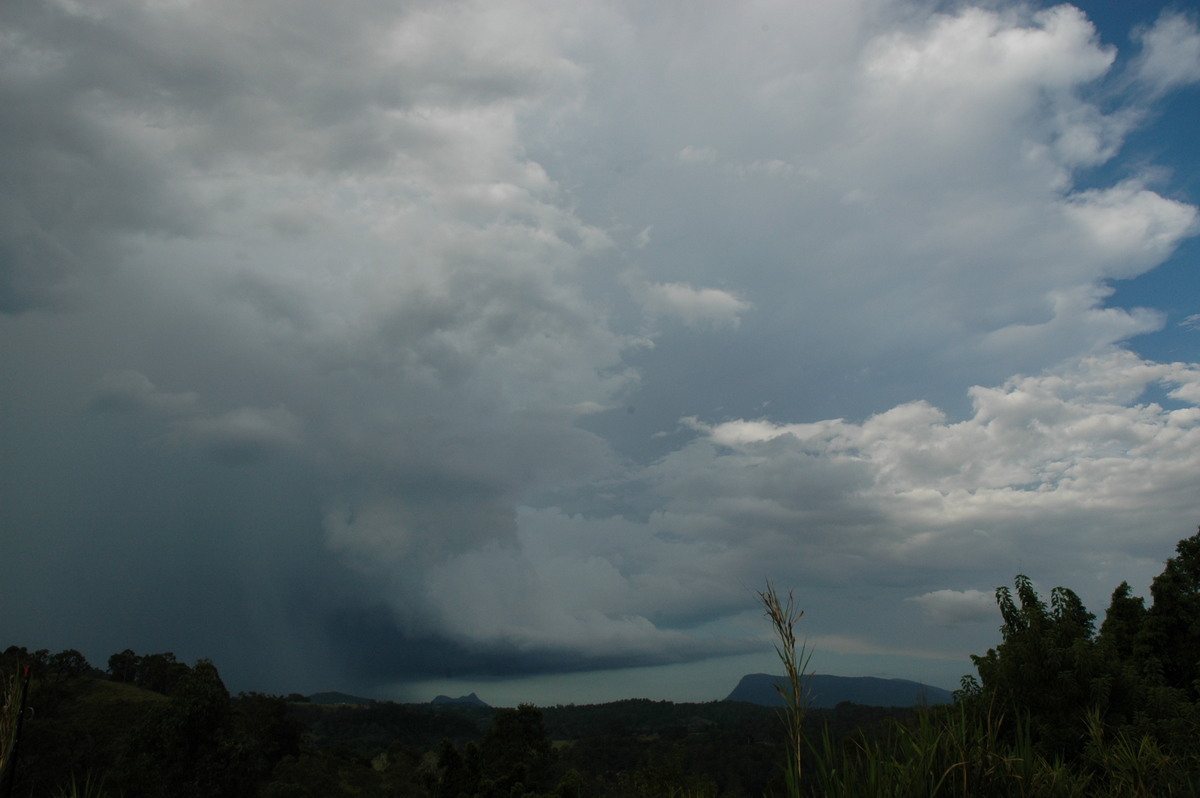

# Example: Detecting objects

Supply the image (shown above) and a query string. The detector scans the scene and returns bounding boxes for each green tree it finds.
[375,741,434,796]
[138,651,191,695]
[1137,527,1200,700]
[435,738,474,797]
[1097,581,1146,662]
[107,649,139,683]
[477,703,554,797]
[114,658,236,798]
[1093,580,1149,727]
[968,575,1102,755]
[229,691,304,787]
[2,648,49,679]
[48,649,90,678]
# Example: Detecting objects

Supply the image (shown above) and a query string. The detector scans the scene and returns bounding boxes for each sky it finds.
[2,0,1199,707]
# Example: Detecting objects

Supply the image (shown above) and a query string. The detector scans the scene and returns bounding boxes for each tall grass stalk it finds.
[759,581,813,798]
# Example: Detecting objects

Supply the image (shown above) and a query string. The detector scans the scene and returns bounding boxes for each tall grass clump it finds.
[806,698,1200,797]
[53,772,112,798]
[807,703,1085,798]
[0,666,31,798]
[759,581,813,798]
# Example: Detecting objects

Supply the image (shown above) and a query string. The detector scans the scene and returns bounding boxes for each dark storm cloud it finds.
[0,1,211,311]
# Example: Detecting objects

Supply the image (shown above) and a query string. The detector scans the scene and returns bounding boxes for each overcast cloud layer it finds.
[2,0,1199,701]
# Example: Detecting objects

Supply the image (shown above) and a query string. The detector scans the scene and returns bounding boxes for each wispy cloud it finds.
[1132,11,1200,96]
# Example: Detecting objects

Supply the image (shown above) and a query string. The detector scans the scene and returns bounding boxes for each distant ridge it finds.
[431,692,490,707]
[726,673,953,709]
[306,691,376,706]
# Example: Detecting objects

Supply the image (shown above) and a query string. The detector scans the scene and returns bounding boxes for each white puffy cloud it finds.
[851,5,1118,180]
[1063,183,1199,277]
[670,349,1200,580]
[549,1,1198,443]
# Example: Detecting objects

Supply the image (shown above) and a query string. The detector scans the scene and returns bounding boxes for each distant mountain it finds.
[306,691,377,706]
[726,673,953,709]
[431,692,490,707]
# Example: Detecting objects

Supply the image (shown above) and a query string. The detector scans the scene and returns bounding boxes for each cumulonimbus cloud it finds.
[2,0,1199,692]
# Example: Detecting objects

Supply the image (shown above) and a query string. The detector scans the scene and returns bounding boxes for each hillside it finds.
[306,690,376,706]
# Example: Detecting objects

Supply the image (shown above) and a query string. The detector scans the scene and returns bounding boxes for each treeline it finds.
[294,697,907,797]
[0,643,903,797]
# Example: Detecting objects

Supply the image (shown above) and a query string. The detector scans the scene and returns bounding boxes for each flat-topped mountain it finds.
[726,673,953,708]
